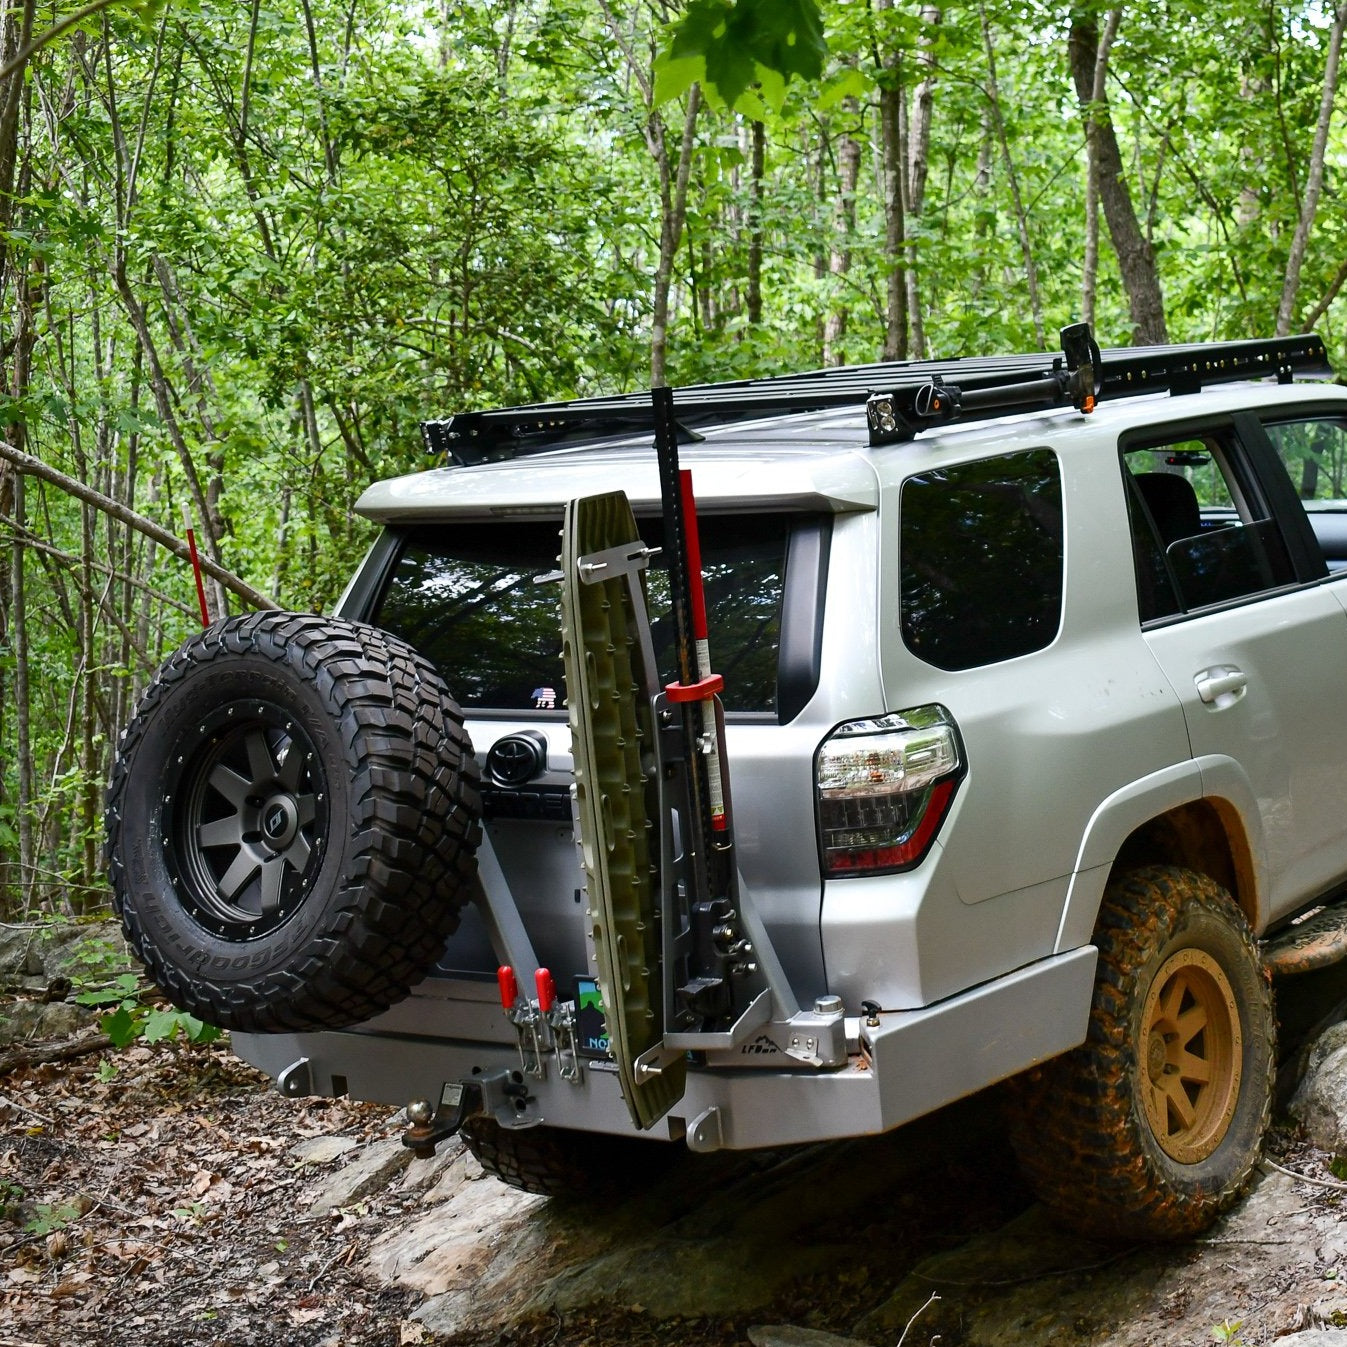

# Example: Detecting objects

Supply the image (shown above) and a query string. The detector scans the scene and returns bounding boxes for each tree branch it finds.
[0,0,137,85]
[1277,3,1347,335]
[0,440,277,611]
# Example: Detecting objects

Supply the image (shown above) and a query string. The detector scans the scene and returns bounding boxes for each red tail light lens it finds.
[815,705,963,876]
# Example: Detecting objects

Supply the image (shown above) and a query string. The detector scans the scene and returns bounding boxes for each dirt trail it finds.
[1,960,1346,1346]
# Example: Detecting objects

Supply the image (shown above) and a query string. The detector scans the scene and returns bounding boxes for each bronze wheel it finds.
[1141,947,1242,1164]
[1007,865,1274,1240]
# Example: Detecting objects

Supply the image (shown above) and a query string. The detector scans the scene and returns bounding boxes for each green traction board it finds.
[561,492,686,1130]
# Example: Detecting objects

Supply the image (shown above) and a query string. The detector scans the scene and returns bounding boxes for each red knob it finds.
[535,967,556,1014]
[497,965,517,1010]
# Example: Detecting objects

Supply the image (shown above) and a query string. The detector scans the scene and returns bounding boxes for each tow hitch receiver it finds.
[401,1068,542,1158]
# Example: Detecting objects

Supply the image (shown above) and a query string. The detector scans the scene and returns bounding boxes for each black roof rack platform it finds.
[420,326,1334,465]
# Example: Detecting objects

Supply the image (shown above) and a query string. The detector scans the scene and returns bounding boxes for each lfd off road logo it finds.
[741,1034,780,1056]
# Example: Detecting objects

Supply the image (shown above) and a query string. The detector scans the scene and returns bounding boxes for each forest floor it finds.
[3,979,1347,1347]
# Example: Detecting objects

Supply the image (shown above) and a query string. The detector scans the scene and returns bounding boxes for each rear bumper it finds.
[232,944,1096,1151]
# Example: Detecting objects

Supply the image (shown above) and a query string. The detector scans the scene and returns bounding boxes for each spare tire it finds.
[105,611,480,1033]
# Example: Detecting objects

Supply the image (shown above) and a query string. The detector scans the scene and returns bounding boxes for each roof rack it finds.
[420,325,1335,465]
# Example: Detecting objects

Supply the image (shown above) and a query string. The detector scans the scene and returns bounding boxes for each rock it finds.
[32,1001,92,1039]
[854,1169,1316,1347]
[0,998,94,1046]
[0,920,131,981]
[290,1136,360,1166]
[0,928,44,978]
[400,1136,474,1198]
[1292,1032,1347,1151]
[1303,1021,1347,1080]
[748,1327,876,1347]
[302,1138,415,1212]
[39,921,132,981]
[377,1177,556,1336]
[0,1000,46,1046]
[1277,1333,1347,1346]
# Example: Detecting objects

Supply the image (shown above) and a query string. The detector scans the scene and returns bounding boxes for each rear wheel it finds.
[1008,865,1274,1240]
[461,1116,677,1198]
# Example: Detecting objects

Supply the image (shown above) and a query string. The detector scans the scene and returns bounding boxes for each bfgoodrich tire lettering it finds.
[1007,865,1274,1240]
[105,611,480,1033]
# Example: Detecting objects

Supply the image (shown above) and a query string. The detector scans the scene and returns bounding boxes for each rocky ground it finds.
[6,922,1347,1347]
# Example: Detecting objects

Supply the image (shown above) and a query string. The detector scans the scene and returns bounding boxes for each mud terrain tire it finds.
[461,1116,677,1198]
[105,611,480,1033]
[1007,865,1274,1240]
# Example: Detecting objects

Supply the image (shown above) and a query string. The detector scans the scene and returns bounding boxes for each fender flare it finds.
[1053,755,1265,953]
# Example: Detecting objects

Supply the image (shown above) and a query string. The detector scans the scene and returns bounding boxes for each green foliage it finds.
[659,0,826,110]
[0,0,1346,922]
[25,1202,81,1236]
[75,974,221,1048]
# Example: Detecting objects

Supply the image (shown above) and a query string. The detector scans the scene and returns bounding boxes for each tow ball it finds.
[400,1070,534,1159]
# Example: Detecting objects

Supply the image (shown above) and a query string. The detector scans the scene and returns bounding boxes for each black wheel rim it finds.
[164,700,329,940]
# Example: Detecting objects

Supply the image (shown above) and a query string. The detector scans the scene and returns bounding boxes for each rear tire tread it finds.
[106,611,481,1033]
[1007,865,1274,1240]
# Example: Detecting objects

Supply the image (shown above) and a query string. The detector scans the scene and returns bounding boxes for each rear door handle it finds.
[1194,665,1247,707]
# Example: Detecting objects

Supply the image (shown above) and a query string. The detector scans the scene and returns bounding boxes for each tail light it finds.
[815,705,963,876]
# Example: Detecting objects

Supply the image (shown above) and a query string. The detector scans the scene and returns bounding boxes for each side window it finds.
[1265,418,1347,502]
[900,449,1063,671]
[1123,431,1296,619]
[1264,417,1347,572]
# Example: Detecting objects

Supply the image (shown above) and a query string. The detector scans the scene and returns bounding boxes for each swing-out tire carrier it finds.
[231,944,1095,1152]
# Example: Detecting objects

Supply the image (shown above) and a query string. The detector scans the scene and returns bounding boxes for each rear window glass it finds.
[372,515,790,713]
[900,449,1064,671]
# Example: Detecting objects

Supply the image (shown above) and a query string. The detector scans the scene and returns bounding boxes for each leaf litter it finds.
[0,1032,424,1347]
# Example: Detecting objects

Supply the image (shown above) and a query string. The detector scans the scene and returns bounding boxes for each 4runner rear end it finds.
[108,328,1347,1238]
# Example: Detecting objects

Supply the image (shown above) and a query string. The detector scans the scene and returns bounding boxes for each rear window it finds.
[372,515,791,713]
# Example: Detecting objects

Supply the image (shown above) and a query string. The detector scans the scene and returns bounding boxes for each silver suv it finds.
[106,328,1347,1239]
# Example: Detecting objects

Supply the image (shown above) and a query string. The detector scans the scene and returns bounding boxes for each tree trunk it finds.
[1069,9,1167,344]
[981,5,1045,350]
[648,85,700,386]
[1081,9,1122,328]
[12,472,31,913]
[747,118,764,327]
[879,78,908,361]
[1276,3,1347,335]
[0,439,276,610]
[823,97,860,367]
[905,5,939,358]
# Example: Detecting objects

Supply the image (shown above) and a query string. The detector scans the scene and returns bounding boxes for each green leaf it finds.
[652,52,702,106]
[141,1007,187,1042]
[101,1006,141,1049]
[662,0,826,111]
[817,66,872,111]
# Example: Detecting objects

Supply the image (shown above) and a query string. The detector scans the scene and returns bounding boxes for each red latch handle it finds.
[664,673,724,704]
[497,965,518,1011]
[535,967,556,1014]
